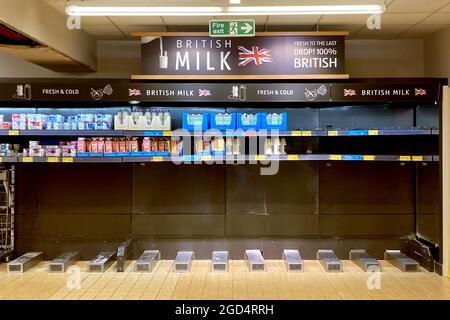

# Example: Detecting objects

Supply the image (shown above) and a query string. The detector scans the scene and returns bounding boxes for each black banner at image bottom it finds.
[0,300,448,319]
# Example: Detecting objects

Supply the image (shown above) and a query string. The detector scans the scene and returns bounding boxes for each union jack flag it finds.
[129,88,141,96]
[344,89,357,96]
[415,88,427,96]
[238,46,272,67]
[198,89,211,97]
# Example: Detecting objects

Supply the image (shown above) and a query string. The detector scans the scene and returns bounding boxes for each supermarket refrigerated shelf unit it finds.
[0,78,444,274]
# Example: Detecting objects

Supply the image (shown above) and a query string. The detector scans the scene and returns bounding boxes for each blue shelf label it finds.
[347,130,368,136]
[77,152,104,157]
[343,155,363,161]
[143,131,163,136]
[108,152,144,157]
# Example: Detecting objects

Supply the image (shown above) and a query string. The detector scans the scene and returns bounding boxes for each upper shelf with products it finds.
[0,107,440,137]
[0,79,443,138]
[0,79,442,165]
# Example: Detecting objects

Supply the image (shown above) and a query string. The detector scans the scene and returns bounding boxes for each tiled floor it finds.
[0,260,449,300]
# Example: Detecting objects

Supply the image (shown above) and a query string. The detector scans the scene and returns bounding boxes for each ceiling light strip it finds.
[66,5,385,16]
[66,6,224,16]
[227,5,385,15]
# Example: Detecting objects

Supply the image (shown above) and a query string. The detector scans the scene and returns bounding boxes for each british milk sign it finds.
[136,33,347,79]
[331,84,441,102]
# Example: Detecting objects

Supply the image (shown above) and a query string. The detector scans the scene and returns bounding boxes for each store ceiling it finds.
[45,0,450,40]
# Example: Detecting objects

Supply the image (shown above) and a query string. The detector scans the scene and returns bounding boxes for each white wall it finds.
[425,27,450,278]
[346,39,424,78]
[445,86,450,278]
[96,41,141,78]
[0,39,426,79]
[425,26,450,81]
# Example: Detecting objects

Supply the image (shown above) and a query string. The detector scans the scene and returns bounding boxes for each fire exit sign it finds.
[209,20,255,37]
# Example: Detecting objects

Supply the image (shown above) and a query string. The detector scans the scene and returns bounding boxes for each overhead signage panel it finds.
[136,33,348,79]
[0,81,441,103]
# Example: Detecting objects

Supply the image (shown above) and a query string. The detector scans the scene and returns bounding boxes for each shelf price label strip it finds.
[10,155,430,163]
[328,131,339,136]
[328,155,364,161]
[0,129,436,138]
[142,131,173,137]
[8,130,19,136]
[329,155,342,160]
[0,128,437,138]
[292,131,313,136]
[348,130,368,136]
[363,155,375,161]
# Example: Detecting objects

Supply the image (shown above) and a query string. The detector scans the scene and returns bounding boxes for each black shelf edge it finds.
[412,155,433,162]
[18,156,48,163]
[13,130,123,137]
[110,154,439,163]
[0,128,438,138]
[0,156,17,163]
[375,155,406,162]
[11,154,438,164]
[117,128,437,137]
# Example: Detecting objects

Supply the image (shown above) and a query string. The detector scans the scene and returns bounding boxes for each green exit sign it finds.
[209,19,255,37]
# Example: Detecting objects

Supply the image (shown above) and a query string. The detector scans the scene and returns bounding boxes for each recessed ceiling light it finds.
[229,0,241,4]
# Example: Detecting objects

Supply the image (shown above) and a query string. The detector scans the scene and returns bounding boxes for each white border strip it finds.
[443,85,449,278]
